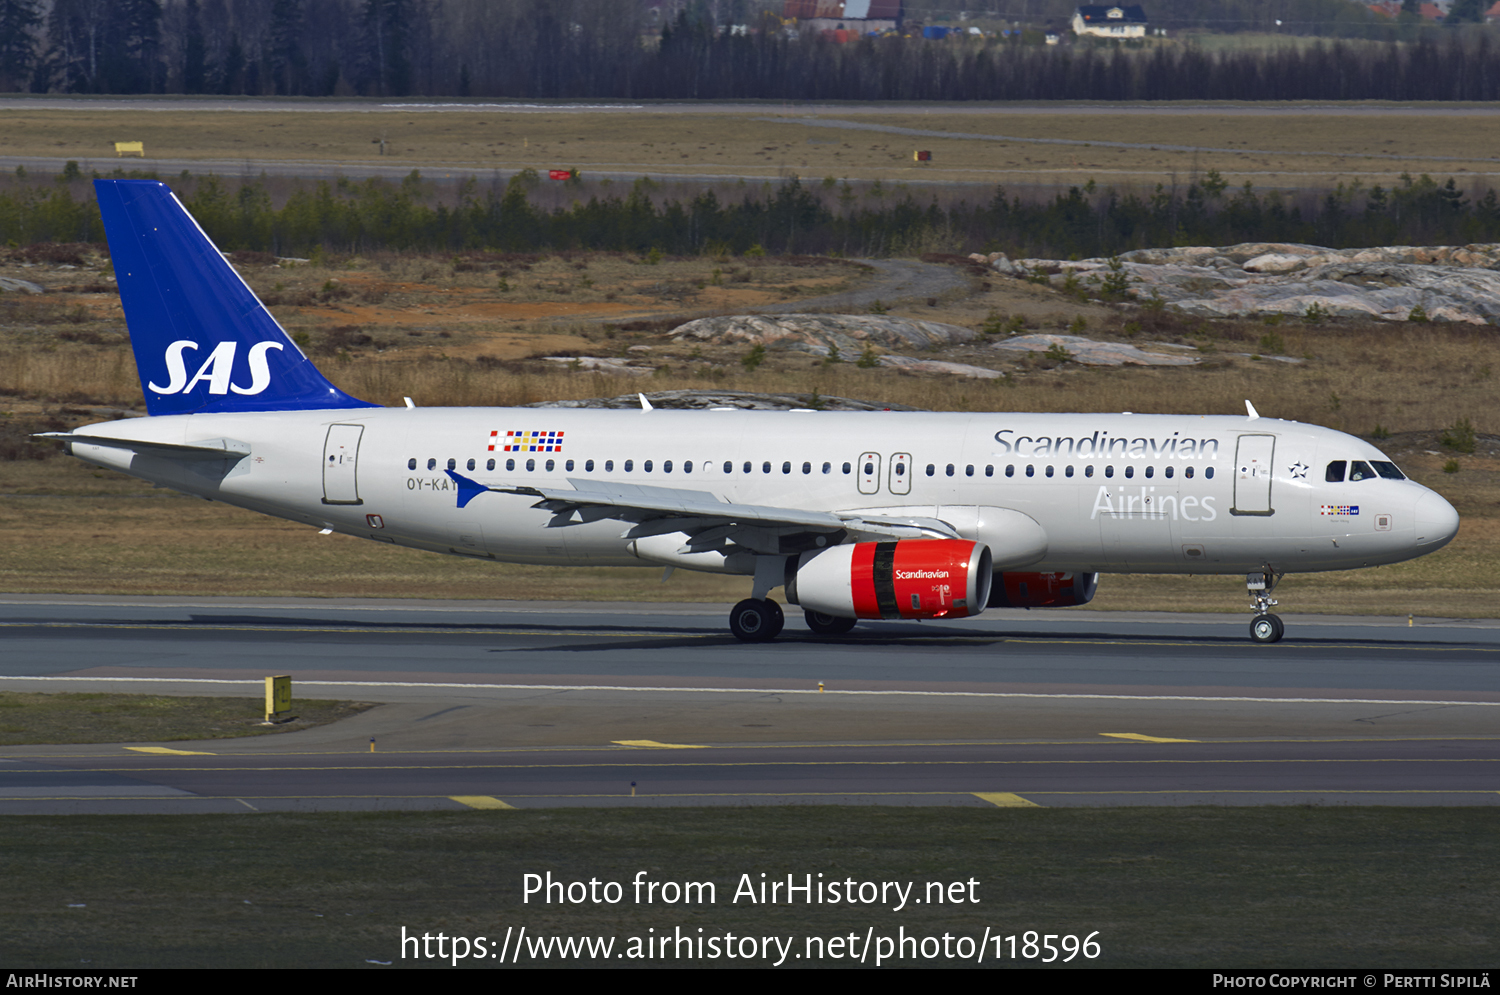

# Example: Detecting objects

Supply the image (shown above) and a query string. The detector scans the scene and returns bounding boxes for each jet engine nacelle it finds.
[785,539,992,620]
[986,571,1098,608]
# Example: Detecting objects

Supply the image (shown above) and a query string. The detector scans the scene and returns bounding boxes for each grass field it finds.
[0,692,374,745]
[3,807,1495,968]
[7,102,1500,187]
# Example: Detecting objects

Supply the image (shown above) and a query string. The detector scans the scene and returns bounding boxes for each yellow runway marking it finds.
[124,746,216,755]
[449,795,515,810]
[974,792,1041,808]
[1101,733,1199,743]
[612,740,708,749]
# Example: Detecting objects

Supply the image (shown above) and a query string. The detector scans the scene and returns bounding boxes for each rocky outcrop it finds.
[990,333,1201,367]
[0,277,44,294]
[523,390,923,411]
[972,243,1500,324]
[877,355,1005,378]
[670,313,975,353]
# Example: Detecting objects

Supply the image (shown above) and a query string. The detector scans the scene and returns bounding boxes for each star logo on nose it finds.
[1288,461,1308,478]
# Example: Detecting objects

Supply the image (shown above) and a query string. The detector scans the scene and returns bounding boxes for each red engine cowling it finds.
[986,572,1098,608]
[786,540,992,620]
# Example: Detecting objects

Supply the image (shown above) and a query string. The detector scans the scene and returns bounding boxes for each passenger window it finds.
[1165,466,1173,479]
[822,462,831,474]
[744,462,753,473]
[763,462,772,474]
[926,464,935,476]
[1005,465,1014,477]
[1205,467,1214,479]
[1025,465,1035,477]
[545,459,555,472]
[427,458,436,470]
[1145,466,1154,479]
[895,461,905,477]
[447,458,456,471]
[945,464,954,477]
[644,460,653,472]
[802,462,811,474]
[683,461,693,474]
[842,462,852,474]
[783,461,791,474]
[624,460,633,472]
[663,460,673,473]
[486,459,495,471]
[1124,465,1134,479]
[605,460,614,471]
[408,458,417,470]
[1045,465,1054,478]
[1185,466,1194,479]
[966,464,974,477]
[1105,465,1114,478]
[467,458,475,470]
[1065,465,1074,478]
[985,465,994,477]
[565,459,575,472]
[1085,465,1094,477]
[506,459,515,471]
[724,461,732,473]
[526,459,535,472]
[1326,461,1347,482]
[1349,460,1375,481]
[586,459,595,472]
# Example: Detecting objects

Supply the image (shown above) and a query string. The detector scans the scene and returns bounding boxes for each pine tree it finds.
[0,0,43,92]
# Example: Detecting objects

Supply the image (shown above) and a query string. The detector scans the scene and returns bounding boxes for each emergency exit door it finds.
[322,424,364,505]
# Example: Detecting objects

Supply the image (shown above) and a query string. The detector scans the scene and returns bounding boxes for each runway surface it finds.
[1,596,1497,812]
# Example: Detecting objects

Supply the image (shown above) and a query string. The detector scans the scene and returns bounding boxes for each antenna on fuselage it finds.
[1245,399,1260,421]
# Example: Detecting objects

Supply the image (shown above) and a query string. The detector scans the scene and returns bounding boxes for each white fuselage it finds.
[64,407,1458,578]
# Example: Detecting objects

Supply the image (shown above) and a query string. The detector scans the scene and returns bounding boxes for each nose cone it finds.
[1414,490,1460,549]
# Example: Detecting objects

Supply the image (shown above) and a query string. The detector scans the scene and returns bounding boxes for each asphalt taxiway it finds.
[1,596,1496,812]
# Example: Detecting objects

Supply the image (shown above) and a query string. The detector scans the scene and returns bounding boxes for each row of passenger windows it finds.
[408,456,1214,480]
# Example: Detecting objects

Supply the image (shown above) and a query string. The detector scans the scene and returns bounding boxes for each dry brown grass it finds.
[9,104,1500,187]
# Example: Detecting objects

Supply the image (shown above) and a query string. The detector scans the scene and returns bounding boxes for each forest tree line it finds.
[3,0,1500,100]
[3,166,1498,261]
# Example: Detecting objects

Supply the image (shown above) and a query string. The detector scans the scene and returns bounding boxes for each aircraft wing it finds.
[445,470,957,554]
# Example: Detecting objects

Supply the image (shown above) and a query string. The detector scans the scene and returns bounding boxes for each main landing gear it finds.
[728,601,859,641]
[729,598,784,642]
[1247,567,1285,644]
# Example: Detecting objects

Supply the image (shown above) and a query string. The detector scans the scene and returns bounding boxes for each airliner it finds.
[43,181,1460,644]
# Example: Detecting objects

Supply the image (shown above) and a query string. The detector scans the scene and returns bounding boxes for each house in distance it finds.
[1071,5,1149,37]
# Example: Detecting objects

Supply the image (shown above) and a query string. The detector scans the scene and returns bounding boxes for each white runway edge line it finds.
[2,675,1497,707]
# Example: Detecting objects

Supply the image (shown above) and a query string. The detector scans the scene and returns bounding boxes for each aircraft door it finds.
[888,452,911,495]
[1232,434,1276,516]
[322,424,364,505]
[858,452,881,495]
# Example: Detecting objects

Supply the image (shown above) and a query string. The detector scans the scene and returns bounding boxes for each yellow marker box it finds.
[265,675,292,722]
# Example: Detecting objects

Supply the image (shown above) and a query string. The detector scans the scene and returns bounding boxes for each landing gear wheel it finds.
[730,598,782,643]
[1250,613,1284,644]
[804,609,856,636]
[764,599,785,638]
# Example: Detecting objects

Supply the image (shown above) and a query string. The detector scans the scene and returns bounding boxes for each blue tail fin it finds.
[95,179,377,416]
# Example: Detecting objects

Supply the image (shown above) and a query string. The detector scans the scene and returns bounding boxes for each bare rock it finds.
[878,355,1005,378]
[523,390,923,411]
[0,277,44,294]
[991,333,1200,367]
[671,313,976,354]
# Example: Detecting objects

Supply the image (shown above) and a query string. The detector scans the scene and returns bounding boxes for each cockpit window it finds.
[1370,460,1406,480]
[1325,461,1346,483]
[1349,460,1376,481]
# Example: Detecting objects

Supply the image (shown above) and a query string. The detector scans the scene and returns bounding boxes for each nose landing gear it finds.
[1247,567,1285,643]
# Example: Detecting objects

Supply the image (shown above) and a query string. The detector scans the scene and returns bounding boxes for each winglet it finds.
[445,469,490,509]
[638,392,654,412]
[1245,399,1260,421]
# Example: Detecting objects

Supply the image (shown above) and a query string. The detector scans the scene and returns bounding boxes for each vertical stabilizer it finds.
[95,179,377,415]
